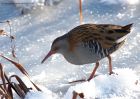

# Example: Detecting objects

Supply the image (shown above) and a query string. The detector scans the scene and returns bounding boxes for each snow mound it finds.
[25,88,59,99]
[24,68,140,99]
[64,68,140,99]
[100,0,139,5]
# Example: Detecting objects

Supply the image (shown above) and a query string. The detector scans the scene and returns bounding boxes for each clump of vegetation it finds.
[0,21,41,99]
[0,0,83,98]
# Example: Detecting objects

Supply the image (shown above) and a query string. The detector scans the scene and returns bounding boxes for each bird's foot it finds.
[87,74,98,81]
[69,75,98,84]
[109,71,118,75]
[69,79,86,84]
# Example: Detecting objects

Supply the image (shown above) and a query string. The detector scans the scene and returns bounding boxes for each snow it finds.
[12,0,63,14]
[24,69,140,99]
[100,0,140,5]
[25,88,59,99]
[0,0,140,99]
[64,68,140,99]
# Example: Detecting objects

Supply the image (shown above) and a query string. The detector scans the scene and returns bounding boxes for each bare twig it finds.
[79,0,83,24]
[0,63,7,90]
[0,20,17,59]
[7,20,17,59]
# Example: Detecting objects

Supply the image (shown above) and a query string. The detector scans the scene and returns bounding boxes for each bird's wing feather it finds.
[68,24,132,51]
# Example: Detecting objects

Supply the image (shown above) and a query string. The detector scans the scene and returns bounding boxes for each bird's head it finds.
[41,35,69,63]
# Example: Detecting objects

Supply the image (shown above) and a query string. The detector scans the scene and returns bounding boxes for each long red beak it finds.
[41,50,55,64]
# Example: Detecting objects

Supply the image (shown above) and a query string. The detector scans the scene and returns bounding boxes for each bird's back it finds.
[68,23,132,51]
[63,23,132,65]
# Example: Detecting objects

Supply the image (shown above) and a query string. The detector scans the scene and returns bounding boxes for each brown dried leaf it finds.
[0,29,4,35]
[0,63,7,90]
[0,29,6,35]
[1,55,41,91]
[4,74,18,99]
[0,55,29,76]
[0,66,13,99]
[9,75,30,94]
[12,83,25,98]
[0,82,9,98]
[4,73,10,84]
[0,86,5,95]
[0,86,9,99]
[0,85,5,93]
[79,93,84,98]
[7,84,13,99]
[72,91,84,99]
[29,80,41,91]
[72,91,78,99]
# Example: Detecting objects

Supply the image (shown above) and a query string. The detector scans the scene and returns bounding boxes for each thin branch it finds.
[79,0,83,24]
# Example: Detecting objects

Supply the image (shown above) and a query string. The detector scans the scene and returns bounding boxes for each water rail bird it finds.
[41,23,133,82]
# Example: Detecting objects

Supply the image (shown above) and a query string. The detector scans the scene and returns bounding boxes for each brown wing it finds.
[68,23,133,51]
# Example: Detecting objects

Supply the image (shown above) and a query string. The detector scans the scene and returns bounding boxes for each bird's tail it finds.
[122,23,133,32]
[116,23,133,43]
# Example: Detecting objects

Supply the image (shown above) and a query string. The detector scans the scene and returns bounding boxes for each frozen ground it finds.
[0,0,140,98]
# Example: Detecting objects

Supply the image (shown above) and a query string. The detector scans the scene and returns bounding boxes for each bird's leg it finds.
[69,62,99,83]
[87,62,99,81]
[107,55,114,75]
[69,79,86,83]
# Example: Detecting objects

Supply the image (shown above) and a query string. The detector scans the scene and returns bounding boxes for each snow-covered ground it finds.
[0,0,140,98]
